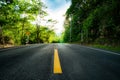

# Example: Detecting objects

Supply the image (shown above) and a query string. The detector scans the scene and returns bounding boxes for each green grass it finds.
[90,44,120,53]
[71,42,120,53]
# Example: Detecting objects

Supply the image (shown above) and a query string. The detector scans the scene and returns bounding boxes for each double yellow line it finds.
[53,49,62,74]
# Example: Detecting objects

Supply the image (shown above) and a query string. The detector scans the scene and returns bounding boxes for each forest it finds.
[0,0,120,51]
[63,0,120,47]
[0,0,59,47]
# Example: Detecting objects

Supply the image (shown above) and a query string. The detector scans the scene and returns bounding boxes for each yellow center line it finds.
[54,49,62,74]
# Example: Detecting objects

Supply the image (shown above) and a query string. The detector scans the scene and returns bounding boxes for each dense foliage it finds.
[0,0,57,46]
[64,0,120,46]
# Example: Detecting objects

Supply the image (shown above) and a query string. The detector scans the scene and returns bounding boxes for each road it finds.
[0,44,120,80]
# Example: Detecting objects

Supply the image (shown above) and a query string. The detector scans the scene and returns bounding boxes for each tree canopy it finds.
[0,0,58,46]
[63,0,120,46]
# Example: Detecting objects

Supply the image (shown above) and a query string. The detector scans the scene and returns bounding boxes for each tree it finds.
[64,0,120,45]
[0,0,48,46]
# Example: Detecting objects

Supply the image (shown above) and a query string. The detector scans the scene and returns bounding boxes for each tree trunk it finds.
[0,26,5,48]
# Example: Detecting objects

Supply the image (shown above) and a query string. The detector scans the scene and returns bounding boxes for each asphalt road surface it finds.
[0,44,120,80]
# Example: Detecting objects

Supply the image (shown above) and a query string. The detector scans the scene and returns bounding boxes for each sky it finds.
[41,0,71,34]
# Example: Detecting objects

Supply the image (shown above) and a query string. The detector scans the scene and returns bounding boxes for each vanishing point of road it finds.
[0,44,120,80]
